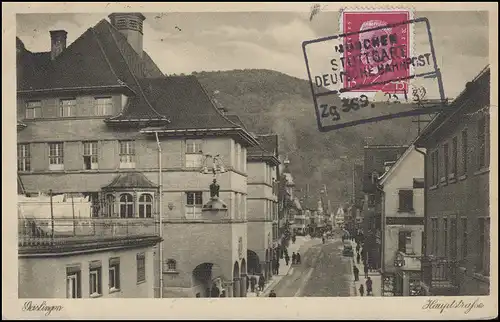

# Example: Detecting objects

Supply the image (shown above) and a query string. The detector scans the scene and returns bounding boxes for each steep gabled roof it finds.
[415,66,490,147]
[16,15,261,140]
[378,144,416,186]
[248,134,278,155]
[17,19,167,122]
[121,76,240,128]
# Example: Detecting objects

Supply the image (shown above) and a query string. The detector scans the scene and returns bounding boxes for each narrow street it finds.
[271,233,354,297]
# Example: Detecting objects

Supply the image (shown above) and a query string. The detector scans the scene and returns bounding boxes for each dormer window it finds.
[60,99,76,117]
[25,101,42,119]
[95,97,113,116]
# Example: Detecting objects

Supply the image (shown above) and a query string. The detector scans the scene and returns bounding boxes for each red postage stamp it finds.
[341,9,412,93]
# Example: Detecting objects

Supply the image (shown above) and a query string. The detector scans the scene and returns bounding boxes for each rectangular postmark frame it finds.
[302,16,449,132]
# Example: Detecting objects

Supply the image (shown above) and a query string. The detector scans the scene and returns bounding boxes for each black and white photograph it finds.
[3,2,497,320]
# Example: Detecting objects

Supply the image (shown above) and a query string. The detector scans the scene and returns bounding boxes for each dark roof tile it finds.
[248,134,278,156]
[103,172,158,189]
[130,76,240,129]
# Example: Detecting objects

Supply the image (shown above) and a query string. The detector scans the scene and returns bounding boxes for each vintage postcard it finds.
[2,2,498,320]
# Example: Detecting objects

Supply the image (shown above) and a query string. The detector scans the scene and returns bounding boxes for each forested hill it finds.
[191,69,420,204]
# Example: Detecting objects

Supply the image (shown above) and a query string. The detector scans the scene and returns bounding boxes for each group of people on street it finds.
[248,274,266,293]
[352,241,373,296]
[291,252,301,265]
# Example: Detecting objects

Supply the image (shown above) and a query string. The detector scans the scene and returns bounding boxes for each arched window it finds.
[139,194,153,218]
[119,193,134,218]
[106,194,115,217]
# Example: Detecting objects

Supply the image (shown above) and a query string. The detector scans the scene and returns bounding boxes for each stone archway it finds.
[247,250,261,275]
[192,262,224,298]
[233,261,240,297]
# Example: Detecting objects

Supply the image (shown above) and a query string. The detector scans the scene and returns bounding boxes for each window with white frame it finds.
[66,265,82,299]
[48,142,64,170]
[109,258,120,292]
[137,253,146,283]
[119,193,134,218]
[106,194,115,217]
[185,192,202,219]
[59,99,76,117]
[119,140,135,168]
[185,139,203,168]
[138,194,153,218]
[89,261,102,297]
[83,141,98,170]
[95,97,113,116]
[25,100,42,119]
[17,144,30,172]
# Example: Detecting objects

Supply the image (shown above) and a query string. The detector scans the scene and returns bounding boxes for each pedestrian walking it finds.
[296,252,301,264]
[258,274,265,291]
[269,290,277,297]
[276,260,280,275]
[250,276,256,292]
[353,265,359,281]
[285,254,290,266]
[359,284,364,296]
[292,252,297,265]
[366,277,373,296]
[364,264,369,279]
[356,252,361,265]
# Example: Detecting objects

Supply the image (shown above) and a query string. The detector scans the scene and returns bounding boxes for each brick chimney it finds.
[50,30,67,60]
[109,13,146,57]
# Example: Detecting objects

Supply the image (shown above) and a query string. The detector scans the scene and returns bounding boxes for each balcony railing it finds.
[18,217,158,247]
[421,257,459,291]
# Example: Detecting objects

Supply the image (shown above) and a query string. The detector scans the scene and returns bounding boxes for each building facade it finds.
[362,145,409,271]
[378,144,425,296]
[415,66,491,296]
[246,134,280,280]
[17,13,259,298]
[18,187,161,298]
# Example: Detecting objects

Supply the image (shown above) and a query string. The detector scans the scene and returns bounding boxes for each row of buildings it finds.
[354,66,491,296]
[16,12,299,298]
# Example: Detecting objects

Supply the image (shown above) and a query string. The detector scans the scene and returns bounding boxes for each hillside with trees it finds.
[192,69,421,204]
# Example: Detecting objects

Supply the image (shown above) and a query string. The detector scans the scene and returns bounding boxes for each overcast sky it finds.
[17,10,489,99]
